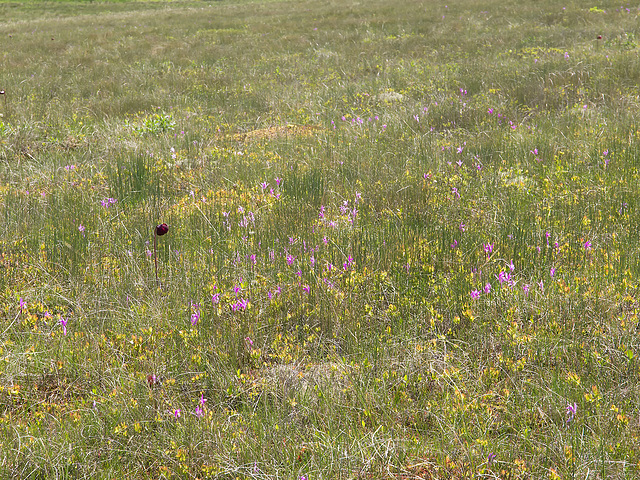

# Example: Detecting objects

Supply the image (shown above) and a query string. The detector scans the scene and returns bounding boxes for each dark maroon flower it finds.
[155,223,169,236]
[147,374,162,388]
[597,35,602,40]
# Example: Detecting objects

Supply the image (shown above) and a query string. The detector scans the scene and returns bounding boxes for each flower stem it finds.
[154,229,159,285]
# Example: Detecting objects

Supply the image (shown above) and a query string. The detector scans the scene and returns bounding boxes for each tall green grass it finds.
[1,0,640,478]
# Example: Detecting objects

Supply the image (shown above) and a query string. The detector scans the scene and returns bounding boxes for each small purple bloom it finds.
[497,271,512,286]
[231,298,248,312]
[101,197,117,208]
[190,302,200,326]
[619,202,628,215]
[60,317,68,336]
[470,289,480,299]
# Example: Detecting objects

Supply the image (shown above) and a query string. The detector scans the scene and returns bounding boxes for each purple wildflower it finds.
[101,197,117,208]
[566,402,577,423]
[484,242,494,257]
[190,302,200,326]
[497,271,512,286]
[60,317,68,336]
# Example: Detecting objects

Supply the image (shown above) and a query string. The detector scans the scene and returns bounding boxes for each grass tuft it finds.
[1,0,640,478]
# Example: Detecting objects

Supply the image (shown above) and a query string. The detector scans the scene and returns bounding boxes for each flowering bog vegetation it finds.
[1,0,640,478]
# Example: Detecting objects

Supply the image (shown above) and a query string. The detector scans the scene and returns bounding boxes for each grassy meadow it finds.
[2,0,640,477]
